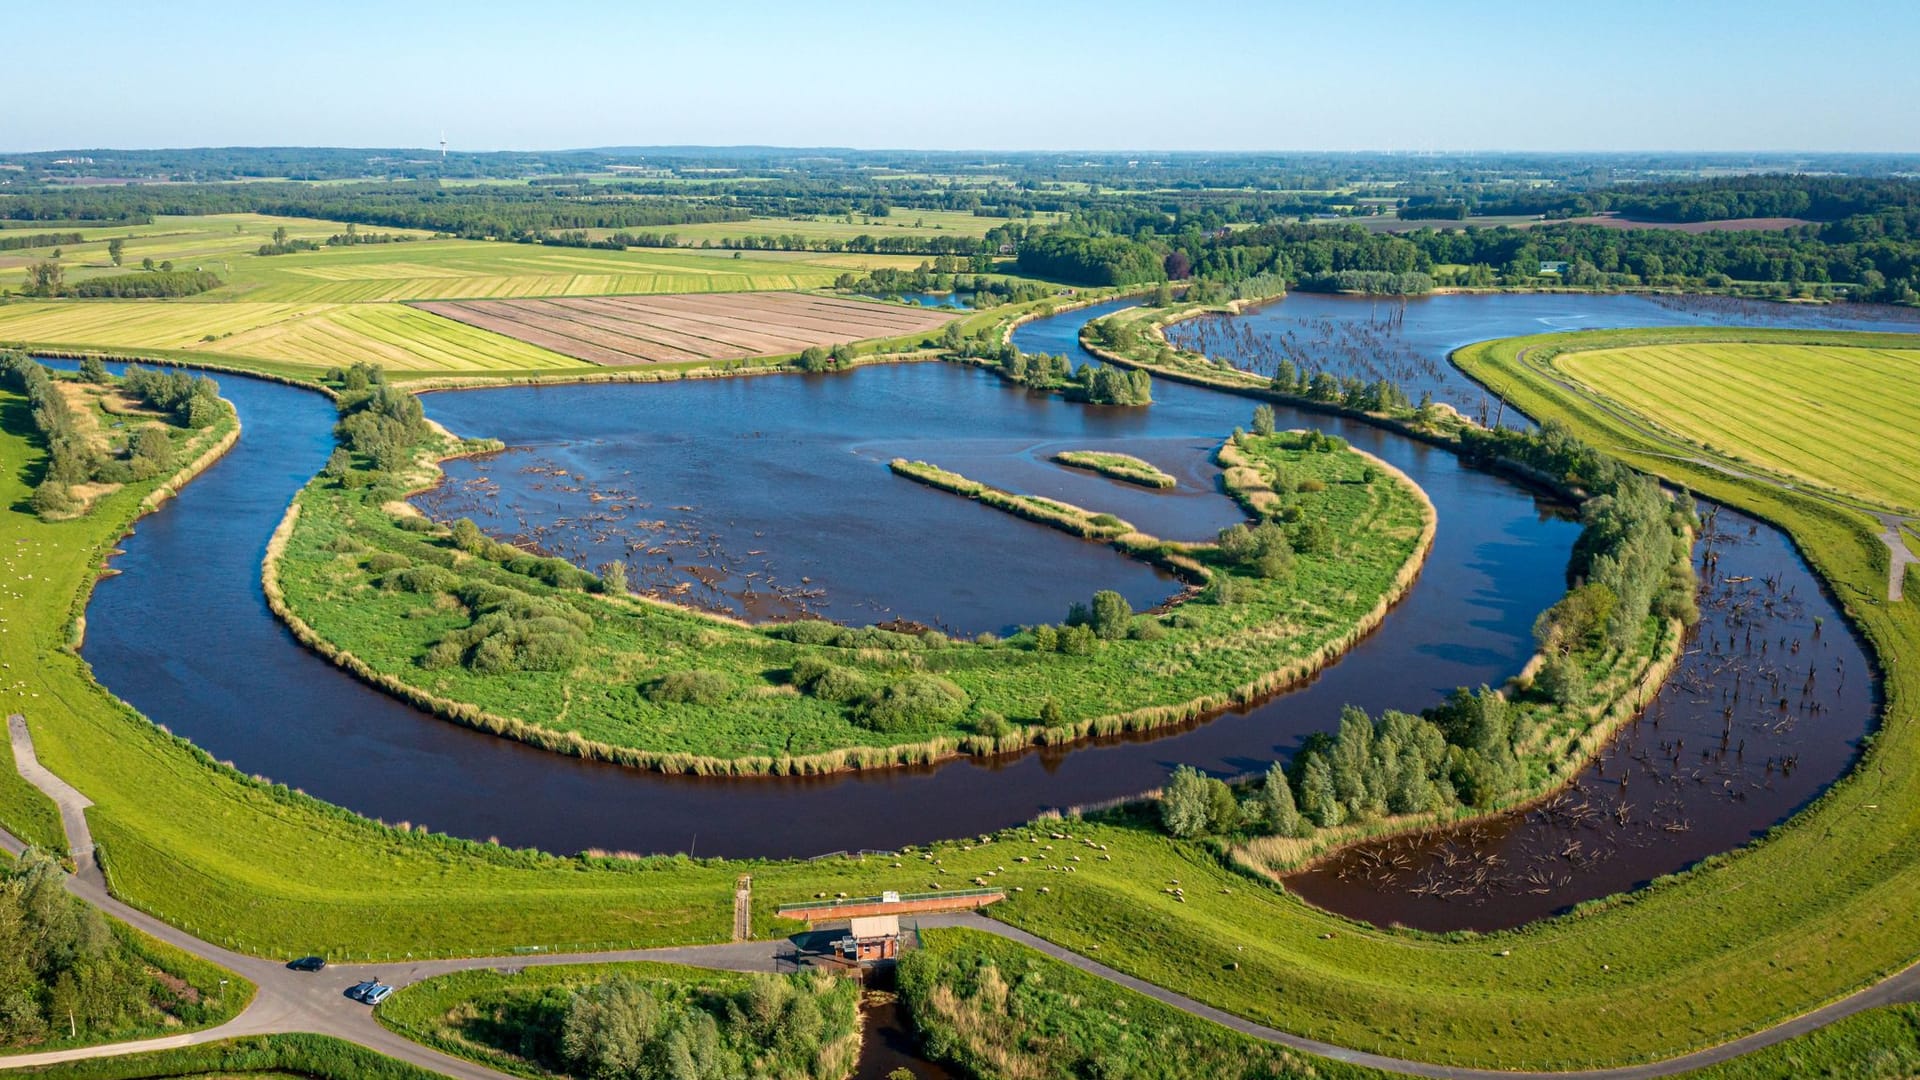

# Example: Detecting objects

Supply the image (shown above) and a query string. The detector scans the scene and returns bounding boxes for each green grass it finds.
[273,429,1427,770]
[375,960,859,1080]
[1557,340,1920,512]
[1051,449,1178,488]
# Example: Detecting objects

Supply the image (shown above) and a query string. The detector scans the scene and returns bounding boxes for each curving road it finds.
[7,713,1920,1078]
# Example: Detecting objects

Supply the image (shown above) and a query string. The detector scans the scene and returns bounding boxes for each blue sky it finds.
[12,0,1919,152]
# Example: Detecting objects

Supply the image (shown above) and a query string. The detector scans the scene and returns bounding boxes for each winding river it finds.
[55,291,1899,926]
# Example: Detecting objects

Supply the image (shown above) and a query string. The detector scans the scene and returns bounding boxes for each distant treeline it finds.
[0,231,82,251]
[0,182,750,240]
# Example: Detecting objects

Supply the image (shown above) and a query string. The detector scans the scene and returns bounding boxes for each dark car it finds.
[287,955,326,972]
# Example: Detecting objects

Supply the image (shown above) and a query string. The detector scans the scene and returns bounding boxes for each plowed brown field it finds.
[411,292,958,366]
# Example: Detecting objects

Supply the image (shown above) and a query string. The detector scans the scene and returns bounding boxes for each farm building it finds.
[835,915,901,963]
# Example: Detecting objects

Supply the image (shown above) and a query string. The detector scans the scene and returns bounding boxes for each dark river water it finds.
[53,293,1895,926]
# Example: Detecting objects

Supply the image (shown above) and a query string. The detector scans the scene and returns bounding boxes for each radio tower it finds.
[439,132,447,159]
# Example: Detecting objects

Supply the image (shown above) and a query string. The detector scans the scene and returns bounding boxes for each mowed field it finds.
[0,214,948,304]
[1557,340,1920,511]
[416,292,959,365]
[0,300,588,374]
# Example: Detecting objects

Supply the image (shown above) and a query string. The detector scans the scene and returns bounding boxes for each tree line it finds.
[1162,419,1697,842]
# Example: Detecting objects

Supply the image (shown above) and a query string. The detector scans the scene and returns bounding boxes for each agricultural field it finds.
[658,207,1057,244]
[0,212,966,305]
[0,301,588,375]
[0,213,436,289]
[414,292,959,366]
[1556,339,1920,511]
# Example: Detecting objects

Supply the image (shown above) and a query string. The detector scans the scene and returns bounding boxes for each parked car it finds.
[287,956,326,972]
[362,982,395,1005]
[346,979,381,1003]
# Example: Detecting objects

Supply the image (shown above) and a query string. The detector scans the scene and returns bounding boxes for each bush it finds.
[365,552,412,574]
[645,669,732,705]
[790,657,869,703]
[856,675,969,734]
[771,620,841,646]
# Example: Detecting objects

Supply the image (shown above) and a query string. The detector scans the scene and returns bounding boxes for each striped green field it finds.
[0,213,436,286]
[223,242,861,303]
[0,301,587,373]
[1558,341,1920,512]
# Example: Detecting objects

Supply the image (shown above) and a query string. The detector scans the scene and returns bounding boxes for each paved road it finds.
[6,710,1920,1078]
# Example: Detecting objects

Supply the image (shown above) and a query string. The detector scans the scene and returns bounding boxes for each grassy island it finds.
[270,386,1433,774]
[1051,449,1177,488]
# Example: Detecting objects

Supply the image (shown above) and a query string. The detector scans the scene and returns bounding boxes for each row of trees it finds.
[1163,419,1697,841]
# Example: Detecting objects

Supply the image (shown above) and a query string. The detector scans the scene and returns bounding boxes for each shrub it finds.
[645,670,733,706]
[856,675,969,734]
[365,552,412,574]
[771,620,841,646]
[384,565,455,594]
[973,711,1012,739]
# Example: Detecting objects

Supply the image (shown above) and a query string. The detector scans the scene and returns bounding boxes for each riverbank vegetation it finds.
[1051,450,1176,488]
[0,849,249,1055]
[272,389,1429,771]
[1172,421,1698,870]
[0,352,232,519]
[376,962,859,1080]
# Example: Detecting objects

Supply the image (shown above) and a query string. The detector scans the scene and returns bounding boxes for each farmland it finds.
[0,301,589,375]
[1557,339,1920,511]
[0,212,962,305]
[414,292,959,366]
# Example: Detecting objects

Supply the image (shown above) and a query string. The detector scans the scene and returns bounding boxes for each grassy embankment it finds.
[374,962,859,1080]
[6,325,1920,1071]
[1050,449,1177,488]
[269,425,1429,772]
[0,381,252,1054]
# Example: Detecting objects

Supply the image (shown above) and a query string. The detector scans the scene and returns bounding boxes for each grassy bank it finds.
[375,961,859,1080]
[267,421,1429,773]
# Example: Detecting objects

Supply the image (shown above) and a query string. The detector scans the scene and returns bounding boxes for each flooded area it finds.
[1284,501,1876,930]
